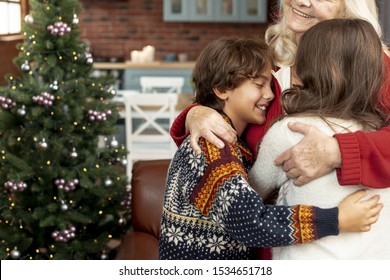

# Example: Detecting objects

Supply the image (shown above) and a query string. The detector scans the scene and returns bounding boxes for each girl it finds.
[249,19,390,259]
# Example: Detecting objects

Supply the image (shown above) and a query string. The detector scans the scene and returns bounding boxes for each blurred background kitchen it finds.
[1,0,387,88]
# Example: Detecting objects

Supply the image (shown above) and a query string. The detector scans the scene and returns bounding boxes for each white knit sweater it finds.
[248,116,390,259]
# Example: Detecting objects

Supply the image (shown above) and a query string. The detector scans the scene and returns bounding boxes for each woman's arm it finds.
[170,104,237,153]
[274,123,390,188]
[170,103,197,147]
[335,126,390,188]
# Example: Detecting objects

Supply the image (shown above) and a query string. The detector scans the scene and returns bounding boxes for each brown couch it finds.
[115,159,170,260]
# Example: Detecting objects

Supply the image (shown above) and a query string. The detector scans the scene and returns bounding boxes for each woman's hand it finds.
[186,106,237,154]
[338,190,382,232]
[274,122,341,186]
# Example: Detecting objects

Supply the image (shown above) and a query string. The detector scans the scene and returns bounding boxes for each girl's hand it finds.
[186,106,237,154]
[338,190,383,233]
[274,122,341,186]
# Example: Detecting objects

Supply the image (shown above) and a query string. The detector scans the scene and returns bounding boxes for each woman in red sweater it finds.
[170,0,390,189]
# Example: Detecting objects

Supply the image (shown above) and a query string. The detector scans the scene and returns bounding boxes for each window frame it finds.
[0,0,27,38]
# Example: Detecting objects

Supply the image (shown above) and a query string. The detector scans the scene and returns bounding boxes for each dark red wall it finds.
[0,37,23,86]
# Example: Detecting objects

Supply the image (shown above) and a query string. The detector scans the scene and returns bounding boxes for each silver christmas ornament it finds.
[121,157,128,166]
[50,80,59,91]
[38,138,48,150]
[61,202,69,211]
[85,53,93,64]
[72,13,79,25]
[10,248,21,259]
[110,137,119,148]
[104,178,113,187]
[70,147,78,158]
[21,61,31,72]
[100,252,108,260]
[24,14,34,24]
[17,106,26,116]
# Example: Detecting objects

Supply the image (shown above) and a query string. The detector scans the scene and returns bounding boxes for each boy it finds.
[158,37,381,260]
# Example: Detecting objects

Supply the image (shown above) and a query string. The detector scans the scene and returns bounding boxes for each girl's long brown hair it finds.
[282,18,388,130]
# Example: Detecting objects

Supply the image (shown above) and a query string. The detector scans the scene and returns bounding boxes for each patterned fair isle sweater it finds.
[159,114,339,260]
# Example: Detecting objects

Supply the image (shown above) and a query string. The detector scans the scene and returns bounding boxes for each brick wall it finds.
[0,0,276,85]
[79,0,274,61]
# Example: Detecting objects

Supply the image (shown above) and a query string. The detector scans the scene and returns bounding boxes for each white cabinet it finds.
[163,0,267,23]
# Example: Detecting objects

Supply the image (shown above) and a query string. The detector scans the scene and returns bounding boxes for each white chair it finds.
[113,90,138,118]
[123,93,179,180]
[140,76,184,93]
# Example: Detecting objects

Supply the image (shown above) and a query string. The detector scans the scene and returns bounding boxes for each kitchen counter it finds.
[93,61,195,94]
[93,61,195,70]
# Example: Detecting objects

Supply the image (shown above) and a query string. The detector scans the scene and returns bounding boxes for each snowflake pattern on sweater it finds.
[159,114,339,260]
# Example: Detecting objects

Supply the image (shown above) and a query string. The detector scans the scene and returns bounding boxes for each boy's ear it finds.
[213,86,230,100]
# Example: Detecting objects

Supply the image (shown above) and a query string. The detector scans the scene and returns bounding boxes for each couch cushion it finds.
[131,159,170,239]
[116,229,160,260]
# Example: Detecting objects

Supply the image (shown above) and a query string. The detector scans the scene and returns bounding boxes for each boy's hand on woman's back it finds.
[338,189,383,233]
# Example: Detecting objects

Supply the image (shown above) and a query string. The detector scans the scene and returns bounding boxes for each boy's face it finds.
[221,66,274,135]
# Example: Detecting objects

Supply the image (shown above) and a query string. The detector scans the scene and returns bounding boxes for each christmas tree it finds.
[0,0,130,259]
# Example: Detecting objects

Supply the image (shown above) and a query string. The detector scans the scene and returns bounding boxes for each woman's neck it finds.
[295,32,303,43]
[290,65,299,87]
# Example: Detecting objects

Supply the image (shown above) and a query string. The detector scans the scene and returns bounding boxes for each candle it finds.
[137,51,145,63]
[142,45,155,62]
[131,50,139,62]
[131,50,145,63]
